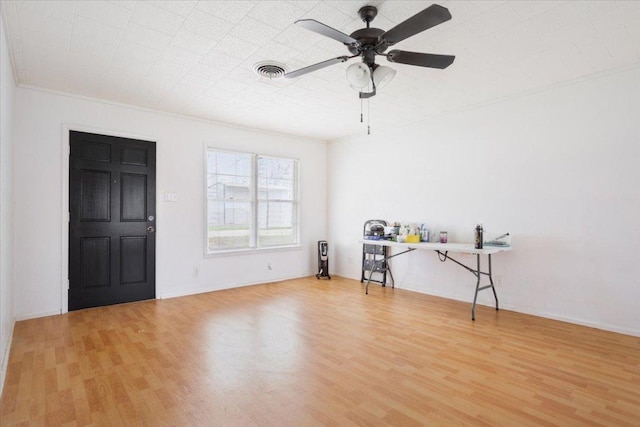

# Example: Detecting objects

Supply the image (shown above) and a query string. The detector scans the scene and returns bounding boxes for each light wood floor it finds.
[1,276,639,426]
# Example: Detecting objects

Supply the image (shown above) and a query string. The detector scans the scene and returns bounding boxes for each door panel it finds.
[69,131,156,310]
[80,141,111,162]
[80,170,111,221]
[80,237,110,288]
[121,173,147,221]
[122,146,147,166]
[121,236,147,284]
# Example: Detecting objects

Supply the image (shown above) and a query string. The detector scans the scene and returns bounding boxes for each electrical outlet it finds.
[494,275,503,288]
[267,262,272,271]
[193,266,200,278]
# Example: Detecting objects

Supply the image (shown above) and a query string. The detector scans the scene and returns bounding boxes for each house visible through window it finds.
[206,148,298,253]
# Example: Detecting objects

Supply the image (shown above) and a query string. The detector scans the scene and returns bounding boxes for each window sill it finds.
[205,244,301,258]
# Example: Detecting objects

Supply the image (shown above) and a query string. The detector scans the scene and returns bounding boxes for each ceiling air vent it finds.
[253,61,288,79]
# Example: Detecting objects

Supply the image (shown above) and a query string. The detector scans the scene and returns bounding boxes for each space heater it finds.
[316,240,331,280]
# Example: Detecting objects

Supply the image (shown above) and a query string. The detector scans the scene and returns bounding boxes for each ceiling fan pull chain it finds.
[360,96,363,123]
[367,98,371,135]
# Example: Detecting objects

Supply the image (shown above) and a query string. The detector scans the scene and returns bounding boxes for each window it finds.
[206,148,298,253]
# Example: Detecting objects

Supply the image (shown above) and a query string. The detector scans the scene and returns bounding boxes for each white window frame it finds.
[204,146,300,255]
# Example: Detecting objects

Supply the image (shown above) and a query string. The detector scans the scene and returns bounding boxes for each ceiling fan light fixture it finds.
[346,62,371,89]
[372,65,396,89]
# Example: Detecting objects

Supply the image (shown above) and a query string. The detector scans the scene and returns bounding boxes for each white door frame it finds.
[60,124,160,314]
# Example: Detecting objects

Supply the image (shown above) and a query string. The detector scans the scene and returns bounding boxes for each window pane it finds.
[208,201,251,249]
[207,176,251,201]
[207,151,252,202]
[258,157,295,180]
[258,201,295,246]
[256,157,297,247]
[262,178,294,200]
[258,157,296,201]
[208,151,251,177]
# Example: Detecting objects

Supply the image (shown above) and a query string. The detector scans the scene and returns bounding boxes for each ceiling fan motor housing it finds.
[348,27,386,56]
[348,6,387,59]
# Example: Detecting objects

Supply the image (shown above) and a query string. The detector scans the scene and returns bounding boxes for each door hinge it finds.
[67,212,71,223]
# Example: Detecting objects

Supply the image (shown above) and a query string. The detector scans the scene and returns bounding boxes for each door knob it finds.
[147,226,155,233]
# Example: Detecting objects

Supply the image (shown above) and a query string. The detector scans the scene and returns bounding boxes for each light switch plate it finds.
[164,192,178,202]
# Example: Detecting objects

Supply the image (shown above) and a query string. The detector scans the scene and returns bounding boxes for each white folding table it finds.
[358,240,512,320]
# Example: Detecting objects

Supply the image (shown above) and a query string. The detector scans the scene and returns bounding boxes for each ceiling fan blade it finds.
[285,56,350,79]
[380,4,452,46]
[295,19,359,46]
[387,50,455,69]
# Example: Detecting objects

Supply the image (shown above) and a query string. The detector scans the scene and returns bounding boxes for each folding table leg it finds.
[471,254,481,321]
[366,265,375,295]
[488,254,499,311]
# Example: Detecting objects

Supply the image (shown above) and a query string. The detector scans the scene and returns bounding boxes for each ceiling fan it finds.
[284,4,455,98]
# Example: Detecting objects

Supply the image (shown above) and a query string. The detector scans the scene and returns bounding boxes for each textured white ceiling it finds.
[2,0,639,141]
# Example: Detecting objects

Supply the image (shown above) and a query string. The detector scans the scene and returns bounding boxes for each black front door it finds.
[69,131,156,311]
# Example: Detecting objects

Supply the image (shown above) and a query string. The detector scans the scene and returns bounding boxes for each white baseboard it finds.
[399,283,640,337]
[338,271,640,338]
[497,305,640,337]
[15,310,62,322]
[0,317,16,398]
[11,274,314,318]
[158,273,308,300]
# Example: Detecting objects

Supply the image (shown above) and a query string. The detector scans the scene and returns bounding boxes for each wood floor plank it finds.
[1,276,639,426]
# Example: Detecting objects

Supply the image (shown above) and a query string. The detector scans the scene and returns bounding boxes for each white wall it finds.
[328,67,640,336]
[13,87,327,319]
[0,11,16,395]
